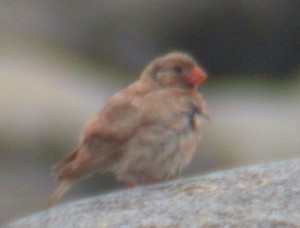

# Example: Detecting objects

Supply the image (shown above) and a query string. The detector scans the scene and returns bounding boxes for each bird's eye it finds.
[174,65,183,74]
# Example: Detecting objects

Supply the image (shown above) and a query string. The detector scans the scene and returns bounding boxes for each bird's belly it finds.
[114,122,200,182]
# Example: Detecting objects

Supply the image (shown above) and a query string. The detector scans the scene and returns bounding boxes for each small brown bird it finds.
[46,52,209,208]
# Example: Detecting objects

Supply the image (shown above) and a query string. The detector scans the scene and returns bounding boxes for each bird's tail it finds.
[45,179,74,208]
[45,149,92,208]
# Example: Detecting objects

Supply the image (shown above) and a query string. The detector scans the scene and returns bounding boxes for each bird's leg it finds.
[142,173,160,183]
[124,179,136,188]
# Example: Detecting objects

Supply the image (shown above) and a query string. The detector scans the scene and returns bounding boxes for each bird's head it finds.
[141,52,207,89]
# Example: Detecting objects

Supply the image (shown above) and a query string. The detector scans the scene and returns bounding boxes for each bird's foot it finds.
[124,180,136,188]
[143,174,160,183]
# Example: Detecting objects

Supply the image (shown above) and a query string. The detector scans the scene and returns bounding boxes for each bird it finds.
[46,52,209,208]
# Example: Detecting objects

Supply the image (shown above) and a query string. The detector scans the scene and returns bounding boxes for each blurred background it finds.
[1,0,299,225]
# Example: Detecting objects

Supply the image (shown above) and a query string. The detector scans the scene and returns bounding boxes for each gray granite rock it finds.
[6,159,300,227]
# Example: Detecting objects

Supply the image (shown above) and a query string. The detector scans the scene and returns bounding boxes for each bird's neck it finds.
[125,80,159,96]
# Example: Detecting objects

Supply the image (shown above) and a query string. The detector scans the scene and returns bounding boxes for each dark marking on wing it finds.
[189,105,201,130]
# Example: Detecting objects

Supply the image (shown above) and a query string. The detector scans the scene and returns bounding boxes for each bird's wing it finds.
[81,91,146,146]
[52,90,144,178]
[48,90,145,206]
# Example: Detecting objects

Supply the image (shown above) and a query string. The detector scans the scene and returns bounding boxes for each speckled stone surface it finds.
[6,159,300,227]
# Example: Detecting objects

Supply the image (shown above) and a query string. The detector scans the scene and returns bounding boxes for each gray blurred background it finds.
[1,0,299,225]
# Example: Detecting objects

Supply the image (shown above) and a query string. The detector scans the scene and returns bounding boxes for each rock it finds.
[6,159,300,227]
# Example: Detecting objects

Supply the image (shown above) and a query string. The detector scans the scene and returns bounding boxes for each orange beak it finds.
[187,67,207,86]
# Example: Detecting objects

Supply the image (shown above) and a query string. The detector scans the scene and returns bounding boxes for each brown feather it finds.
[46,52,209,207]
[45,180,74,208]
